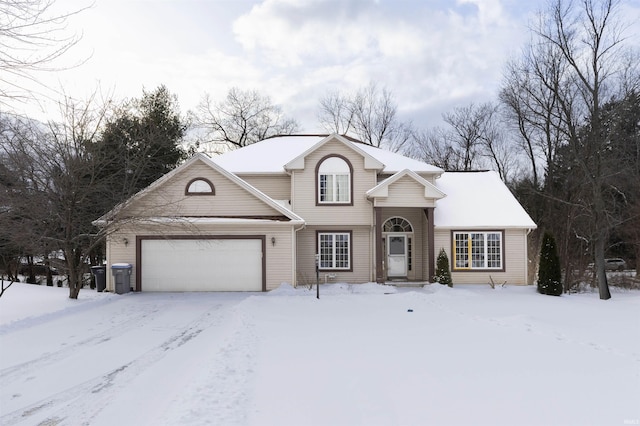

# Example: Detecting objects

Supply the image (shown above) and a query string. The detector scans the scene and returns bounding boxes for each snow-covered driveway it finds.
[1,282,639,426]
[1,291,257,425]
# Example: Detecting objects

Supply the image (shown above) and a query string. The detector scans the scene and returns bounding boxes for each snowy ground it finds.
[1,282,639,426]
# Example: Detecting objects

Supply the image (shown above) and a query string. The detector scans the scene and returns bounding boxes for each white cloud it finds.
[3,0,544,132]
[229,0,533,129]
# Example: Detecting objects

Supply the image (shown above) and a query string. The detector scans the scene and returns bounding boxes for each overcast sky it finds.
[10,0,640,132]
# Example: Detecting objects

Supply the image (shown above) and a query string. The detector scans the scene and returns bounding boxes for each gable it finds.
[97,154,303,225]
[285,134,384,171]
[288,137,377,225]
[124,160,285,218]
[367,169,445,208]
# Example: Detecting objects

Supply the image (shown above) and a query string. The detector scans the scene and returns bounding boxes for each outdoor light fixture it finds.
[123,238,129,246]
[271,237,276,246]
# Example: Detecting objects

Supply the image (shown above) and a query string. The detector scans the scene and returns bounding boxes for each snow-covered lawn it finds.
[1,282,639,426]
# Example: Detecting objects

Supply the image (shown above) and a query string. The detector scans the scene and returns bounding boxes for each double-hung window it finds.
[318,232,351,270]
[453,231,503,270]
[318,156,351,204]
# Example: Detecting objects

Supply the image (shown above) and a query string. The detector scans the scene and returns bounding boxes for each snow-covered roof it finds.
[213,135,443,175]
[434,171,537,229]
[213,136,322,174]
[355,143,443,174]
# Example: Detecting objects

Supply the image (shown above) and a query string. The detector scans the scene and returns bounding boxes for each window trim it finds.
[315,154,354,206]
[451,230,505,272]
[316,230,353,271]
[383,216,414,233]
[185,178,215,195]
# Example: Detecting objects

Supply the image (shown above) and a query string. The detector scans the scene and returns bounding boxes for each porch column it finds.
[424,208,435,281]
[375,207,384,283]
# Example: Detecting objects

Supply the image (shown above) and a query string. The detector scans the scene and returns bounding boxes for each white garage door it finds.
[140,238,263,291]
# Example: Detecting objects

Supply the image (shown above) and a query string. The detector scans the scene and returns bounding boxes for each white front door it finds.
[387,234,407,278]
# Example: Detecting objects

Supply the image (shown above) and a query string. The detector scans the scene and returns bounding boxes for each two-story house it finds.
[96,134,536,292]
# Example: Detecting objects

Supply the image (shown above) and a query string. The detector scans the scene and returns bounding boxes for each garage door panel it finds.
[141,238,263,292]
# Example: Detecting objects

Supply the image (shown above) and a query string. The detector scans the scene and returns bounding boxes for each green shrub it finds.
[537,232,562,296]
[434,248,452,287]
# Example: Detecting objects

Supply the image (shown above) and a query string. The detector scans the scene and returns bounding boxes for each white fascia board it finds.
[130,217,306,226]
[96,153,304,226]
[366,169,446,200]
[94,154,209,225]
[434,225,538,231]
[284,134,385,171]
[199,155,304,222]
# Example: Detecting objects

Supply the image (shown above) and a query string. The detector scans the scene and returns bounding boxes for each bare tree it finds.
[503,0,637,299]
[406,127,463,171]
[478,105,519,183]
[0,0,88,104]
[408,102,516,181]
[191,87,299,154]
[317,82,413,151]
[0,96,113,299]
[501,41,569,189]
[318,89,354,135]
[442,103,486,171]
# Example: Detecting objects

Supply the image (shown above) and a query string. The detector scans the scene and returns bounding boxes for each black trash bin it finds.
[90,265,107,292]
[111,263,132,294]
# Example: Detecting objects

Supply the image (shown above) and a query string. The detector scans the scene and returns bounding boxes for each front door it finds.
[387,234,407,278]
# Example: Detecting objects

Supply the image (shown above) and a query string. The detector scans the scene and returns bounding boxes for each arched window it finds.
[383,217,413,233]
[185,178,215,195]
[316,155,352,205]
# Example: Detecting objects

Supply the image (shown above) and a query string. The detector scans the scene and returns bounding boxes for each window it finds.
[317,156,351,204]
[453,231,503,270]
[383,217,413,233]
[185,178,215,195]
[318,232,351,270]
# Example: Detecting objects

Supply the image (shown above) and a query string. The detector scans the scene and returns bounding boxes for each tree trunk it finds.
[593,237,611,300]
[68,269,80,299]
[66,248,82,299]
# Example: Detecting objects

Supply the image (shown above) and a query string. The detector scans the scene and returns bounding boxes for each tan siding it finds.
[238,174,291,200]
[122,160,282,218]
[105,230,137,292]
[291,139,376,226]
[296,225,372,285]
[106,222,295,291]
[375,176,436,208]
[434,228,530,285]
